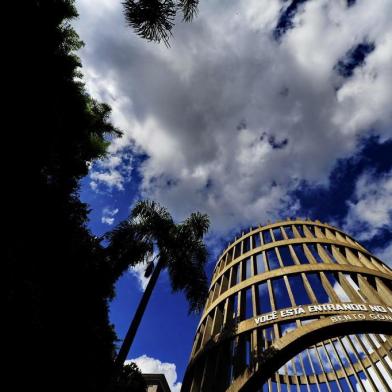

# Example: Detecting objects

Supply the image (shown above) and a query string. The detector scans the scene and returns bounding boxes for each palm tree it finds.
[107,200,210,378]
[123,0,200,46]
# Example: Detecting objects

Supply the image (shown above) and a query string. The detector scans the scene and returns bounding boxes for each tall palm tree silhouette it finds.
[107,200,210,378]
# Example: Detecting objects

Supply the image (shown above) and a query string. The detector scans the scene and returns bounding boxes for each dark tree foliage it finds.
[123,0,199,45]
[6,1,209,391]
[115,363,147,392]
[5,1,121,391]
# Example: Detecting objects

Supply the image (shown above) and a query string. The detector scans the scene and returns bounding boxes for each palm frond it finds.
[131,200,174,247]
[108,199,210,313]
[167,244,208,313]
[105,220,153,280]
[183,212,210,239]
[132,200,172,223]
[183,267,208,313]
[123,0,176,46]
[178,0,199,22]
[166,223,209,313]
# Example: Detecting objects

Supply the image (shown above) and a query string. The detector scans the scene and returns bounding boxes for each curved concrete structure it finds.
[182,219,392,391]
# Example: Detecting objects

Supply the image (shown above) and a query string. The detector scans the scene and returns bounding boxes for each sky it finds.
[74,0,392,390]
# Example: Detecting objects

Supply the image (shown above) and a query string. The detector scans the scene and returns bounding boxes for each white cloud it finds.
[90,148,134,191]
[342,169,392,268]
[91,170,124,191]
[364,364,387,392]
[129,262,150,291]
[74,0,392,235]
[101,207,119,225]
[333,281,351,302]
[126,355,182,392]
[128,249,160,291]
[343,170,392,240]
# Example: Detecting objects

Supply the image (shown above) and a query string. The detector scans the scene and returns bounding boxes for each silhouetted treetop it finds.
[115,363,147,392]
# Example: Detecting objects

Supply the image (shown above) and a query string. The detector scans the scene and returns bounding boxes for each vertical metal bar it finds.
[319,342,343,392]
[345,335,378,391]
[361,334,391,390]
[327,338,354,392]
[305,347,322,392]
[311,345,332,392]
[353,334,390,391]
[334,337,365,392]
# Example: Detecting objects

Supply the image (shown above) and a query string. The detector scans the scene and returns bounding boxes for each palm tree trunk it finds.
[113,257,164,376]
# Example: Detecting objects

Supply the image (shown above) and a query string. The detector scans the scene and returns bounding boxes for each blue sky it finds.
[74,0,392,389]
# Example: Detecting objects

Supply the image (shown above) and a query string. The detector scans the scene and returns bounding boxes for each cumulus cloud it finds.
[343,169,392,240]
[74,0,392,233]
[101,207,119,225]
[126,355,182,392]
[90,146,134,191]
